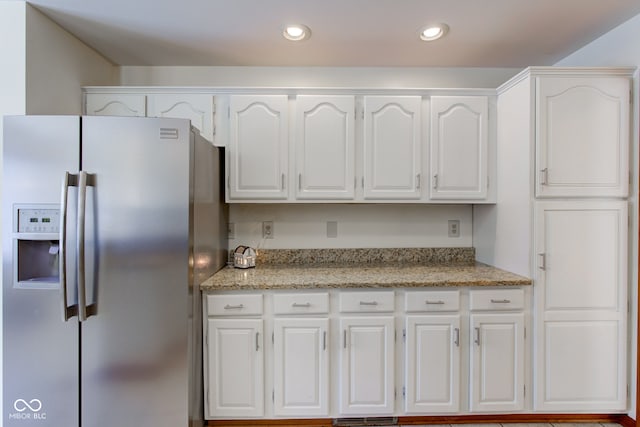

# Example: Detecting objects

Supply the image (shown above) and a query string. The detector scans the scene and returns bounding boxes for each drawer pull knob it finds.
[224,304,244,310]
[359,301,378,306]
[292,302,312,308]
[425,300,445,305]
[490,299,511,304]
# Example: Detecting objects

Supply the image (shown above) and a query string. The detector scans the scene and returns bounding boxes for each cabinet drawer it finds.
[405,290,460,312]
[339,291,395,313]
[207,294,263,316]
[469,289,524,311]
[273,293,329,315]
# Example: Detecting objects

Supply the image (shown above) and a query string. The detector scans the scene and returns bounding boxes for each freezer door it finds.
[2,116,80,426]
[79,116,192,427]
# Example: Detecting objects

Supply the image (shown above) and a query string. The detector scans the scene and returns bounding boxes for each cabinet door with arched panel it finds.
[430,96,488,200]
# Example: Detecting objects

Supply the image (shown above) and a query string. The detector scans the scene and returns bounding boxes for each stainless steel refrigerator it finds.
[2,115,228,427]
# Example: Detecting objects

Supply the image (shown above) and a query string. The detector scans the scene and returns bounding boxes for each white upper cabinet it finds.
[228,95,289,200]
[147,93,215,142]
[85,93,146,117]
[535,76,629,198]
[430,96,489,200]
[295,95,355,200]
[363,96,422,200]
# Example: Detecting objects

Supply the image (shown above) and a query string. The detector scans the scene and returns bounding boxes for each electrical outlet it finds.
[227,222,235,239]
[262,221,274,239]
[327,221,338,238]
[448,220,460,238]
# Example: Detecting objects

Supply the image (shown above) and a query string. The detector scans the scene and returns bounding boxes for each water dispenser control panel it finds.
[17,209,60,233]
[13,205,61,289]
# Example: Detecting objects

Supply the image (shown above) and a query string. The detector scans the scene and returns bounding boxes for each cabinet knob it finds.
[433,174,439,189]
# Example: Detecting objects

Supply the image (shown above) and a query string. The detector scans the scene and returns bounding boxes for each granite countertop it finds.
[200,248,531,291]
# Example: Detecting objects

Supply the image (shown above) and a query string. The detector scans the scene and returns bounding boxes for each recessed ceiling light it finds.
[420,24,449,41]
[283,24,311,41]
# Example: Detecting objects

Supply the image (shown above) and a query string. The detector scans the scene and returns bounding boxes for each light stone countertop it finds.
[200,262,532,291]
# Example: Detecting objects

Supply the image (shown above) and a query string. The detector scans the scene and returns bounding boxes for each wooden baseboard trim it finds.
[207,414,636,427]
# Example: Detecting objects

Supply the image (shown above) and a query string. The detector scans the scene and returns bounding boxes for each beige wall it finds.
[25,5,118,114]
[119,65,520,88]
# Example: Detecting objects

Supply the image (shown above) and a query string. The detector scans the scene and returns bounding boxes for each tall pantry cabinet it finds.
[474,67,633,413]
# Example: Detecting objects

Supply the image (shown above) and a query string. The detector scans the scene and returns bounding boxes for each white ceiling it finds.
[26,0,640,67]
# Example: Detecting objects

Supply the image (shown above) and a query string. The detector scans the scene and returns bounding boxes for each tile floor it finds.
[399,424,622,427]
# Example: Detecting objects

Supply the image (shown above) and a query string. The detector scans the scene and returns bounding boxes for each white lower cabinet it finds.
[533,201,628,411]
[206,318,264,418]
[204,288,532,420]
[339,316,395,415]
[404,290,461,414]
[469,312,525,412]
[469,289,525,412]
[405,314,461,413]
[273,317,329,417]
[204,294,264,419]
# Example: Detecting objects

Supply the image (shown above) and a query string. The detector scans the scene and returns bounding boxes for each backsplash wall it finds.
[228,204,472,250]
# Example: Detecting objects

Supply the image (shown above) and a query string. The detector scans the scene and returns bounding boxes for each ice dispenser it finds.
[14,206,61,289]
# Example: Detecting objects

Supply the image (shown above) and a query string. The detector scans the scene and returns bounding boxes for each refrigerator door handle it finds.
[77,171,96,322]
[60,172,79,321]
